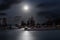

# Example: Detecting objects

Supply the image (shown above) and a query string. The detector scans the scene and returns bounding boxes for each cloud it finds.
[37,10,60,19]
[0,0,23,10]
[36,1,60,19]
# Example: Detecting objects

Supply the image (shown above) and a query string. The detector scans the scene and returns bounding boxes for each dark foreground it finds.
[0,29,60,40]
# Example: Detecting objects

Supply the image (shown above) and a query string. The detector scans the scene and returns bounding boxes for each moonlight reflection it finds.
[18,31,34,40]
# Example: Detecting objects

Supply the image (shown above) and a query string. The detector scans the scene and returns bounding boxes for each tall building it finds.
[0,13,7,27]
[2,17,7,27]
[14,16,21,24]
[27,16,35,26]
[21,20,26,27]
[46,17,54,27]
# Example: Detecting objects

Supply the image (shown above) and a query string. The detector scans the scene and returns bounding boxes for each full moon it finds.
[23,5,29,11]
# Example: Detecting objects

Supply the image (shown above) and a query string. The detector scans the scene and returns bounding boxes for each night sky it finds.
[0,0,60,24]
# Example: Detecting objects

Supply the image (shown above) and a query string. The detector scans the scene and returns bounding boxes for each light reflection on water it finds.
[17,30,60,40]
[18,31,34,40]
[0,30,60,40]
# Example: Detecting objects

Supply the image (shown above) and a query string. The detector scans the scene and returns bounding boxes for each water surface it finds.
[0,29,60,40]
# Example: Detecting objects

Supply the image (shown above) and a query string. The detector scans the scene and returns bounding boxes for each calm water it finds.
[0,29,60,40]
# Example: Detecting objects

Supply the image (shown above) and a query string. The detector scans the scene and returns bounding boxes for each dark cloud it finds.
[36,2,60,8]
[0,0,23,10]
[37,10,60,19]
[36,1,60,19]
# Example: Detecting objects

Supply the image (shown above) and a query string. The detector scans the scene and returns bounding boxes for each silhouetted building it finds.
[0,13,7,29]
[15,24,18,27]
[36,23,40,28]
[14,16,21,24]
[2,18,7,27]
[21,20,26,27]
[47,18,53,25]
[27,20,29,26]
[27,16,35,27]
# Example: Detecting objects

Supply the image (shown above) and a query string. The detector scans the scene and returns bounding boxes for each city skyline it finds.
[0,0,60,24]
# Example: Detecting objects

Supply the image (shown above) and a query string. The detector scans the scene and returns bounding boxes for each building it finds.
[14,16,21,24]
[0,13,7,29]
[2,18,7,27]
[27,16,35,27]
[21,20,26,28]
